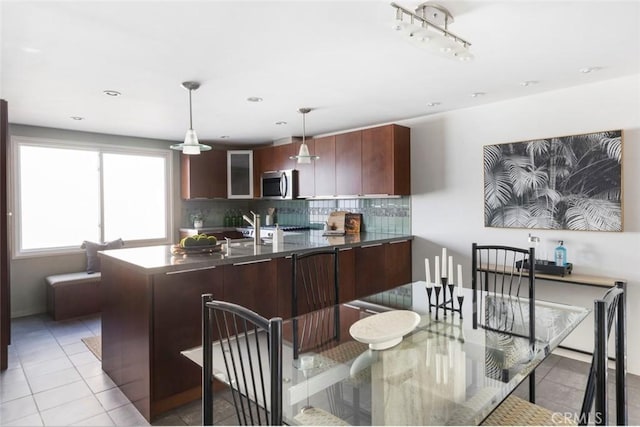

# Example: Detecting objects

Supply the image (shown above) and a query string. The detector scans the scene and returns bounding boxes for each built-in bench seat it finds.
[46,272,102,321]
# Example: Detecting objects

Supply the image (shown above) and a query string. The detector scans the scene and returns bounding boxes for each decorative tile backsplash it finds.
[183,197,411,234]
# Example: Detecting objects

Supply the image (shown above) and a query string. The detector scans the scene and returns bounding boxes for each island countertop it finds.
[99,230,413,275]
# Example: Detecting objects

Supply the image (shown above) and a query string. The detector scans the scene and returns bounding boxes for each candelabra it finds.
[425,249,465,319]
[426,277,464,320]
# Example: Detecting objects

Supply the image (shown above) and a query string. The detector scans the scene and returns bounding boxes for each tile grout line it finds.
[7,314,126,427]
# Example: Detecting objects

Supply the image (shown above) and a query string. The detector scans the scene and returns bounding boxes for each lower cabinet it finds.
[223,259,277,319]
[355,243,387,298]
[103,239,410,422]
[385,240,412,288]
[276,257,293,319]
[152,266,223,403]
[354,240,412,299]
[150,259,278,410]
[338,248,356,303]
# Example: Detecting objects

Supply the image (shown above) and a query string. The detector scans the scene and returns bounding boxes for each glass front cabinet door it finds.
[227,150,254,199]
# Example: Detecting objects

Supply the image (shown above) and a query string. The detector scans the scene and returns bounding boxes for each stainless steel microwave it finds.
[261,170,298,199]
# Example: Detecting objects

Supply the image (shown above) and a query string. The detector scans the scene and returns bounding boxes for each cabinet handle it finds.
[232,258,272,266]
[389,240,410,244]
[166,265,217,275]
[361,243,383,248]
[339,247,353,252]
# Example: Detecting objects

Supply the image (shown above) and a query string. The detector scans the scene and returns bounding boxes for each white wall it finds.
[406,74,640,375]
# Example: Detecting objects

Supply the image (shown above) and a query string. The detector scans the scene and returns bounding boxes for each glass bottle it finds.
[554,240,567,266]
[223,210,230,227]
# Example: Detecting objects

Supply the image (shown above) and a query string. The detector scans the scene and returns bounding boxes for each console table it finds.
[526,270,626,289]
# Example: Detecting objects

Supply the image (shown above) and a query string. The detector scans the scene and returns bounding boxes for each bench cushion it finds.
[46,272,101,286]
[46,272,102,321]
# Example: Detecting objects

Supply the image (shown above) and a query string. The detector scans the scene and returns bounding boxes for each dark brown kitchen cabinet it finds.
[151,266,223,403]
[385,240,412,288]
[223,259,277,319]
[335,130,362,196]
[338,247,356,303]
[253,147,263,198]
[314,135,336,197]
[260,144,295,174]
[354,240,412,299]
[361,124,411,196]
[293,139,315,198]
[258,145,276,174]
[276,257,293,319]
[274,144,295,171]
[354,243,387,298]
[180,150,227,199]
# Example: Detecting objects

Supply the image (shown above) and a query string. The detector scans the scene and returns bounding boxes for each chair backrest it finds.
[292,247,339,316]
[291,247,340,359]
[202,295,283,426]
[472,243,536,342]
[578,282,626,426]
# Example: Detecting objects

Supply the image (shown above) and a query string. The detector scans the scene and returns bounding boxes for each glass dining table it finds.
[182,281,590,426]
[279,281,589,425]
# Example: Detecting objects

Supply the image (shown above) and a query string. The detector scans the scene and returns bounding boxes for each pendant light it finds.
[290,108,319,164]
[170,81,211,155]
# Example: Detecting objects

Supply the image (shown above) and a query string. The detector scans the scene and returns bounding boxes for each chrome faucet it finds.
[242,211,261,246]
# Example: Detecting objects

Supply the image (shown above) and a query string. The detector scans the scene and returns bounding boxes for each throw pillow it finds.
[81,238,124,274]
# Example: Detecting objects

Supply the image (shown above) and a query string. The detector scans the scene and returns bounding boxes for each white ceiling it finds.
[2,1,639,146]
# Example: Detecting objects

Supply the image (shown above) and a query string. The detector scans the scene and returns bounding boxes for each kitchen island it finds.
[99,230,413,421]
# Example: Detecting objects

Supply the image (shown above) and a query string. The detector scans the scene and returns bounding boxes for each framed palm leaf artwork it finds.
[484,130,623,231]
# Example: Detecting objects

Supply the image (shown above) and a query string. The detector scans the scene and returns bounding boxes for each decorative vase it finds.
[194,220,204,229]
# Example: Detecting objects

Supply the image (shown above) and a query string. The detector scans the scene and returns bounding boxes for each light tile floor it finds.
[2,313,639,426]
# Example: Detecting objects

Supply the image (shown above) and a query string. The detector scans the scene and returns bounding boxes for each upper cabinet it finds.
[180,124,410,200]
[259,143,295,174]
[313,136,336,197]
[180,150,227,200]
[329,124,410,197]
[335,130,362,196]
[361,124,411,196]
[227,150,254,199]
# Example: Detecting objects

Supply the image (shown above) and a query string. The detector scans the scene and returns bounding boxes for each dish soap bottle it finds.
[554,240,567,266]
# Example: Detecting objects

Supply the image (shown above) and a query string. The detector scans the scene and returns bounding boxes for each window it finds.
[13,137,173,256]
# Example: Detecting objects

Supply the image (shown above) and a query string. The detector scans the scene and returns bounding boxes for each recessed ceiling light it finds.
[471,92,486,98]
[21,47,41,54]
[70,116,84,121]
[520,80,538,87]
[246,97,263,103]
[580,67,601,74]
[275,121,287,125]
[103,90,121,97]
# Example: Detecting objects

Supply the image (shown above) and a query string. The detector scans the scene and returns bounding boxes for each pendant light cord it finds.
[302,110,306,145]
[188,88,193,130]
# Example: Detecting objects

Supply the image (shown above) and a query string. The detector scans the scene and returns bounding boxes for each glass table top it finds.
[281,281,590,426]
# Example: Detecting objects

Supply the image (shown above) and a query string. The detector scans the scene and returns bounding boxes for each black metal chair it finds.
[482,282,627,426]
[201,295,282,426]
[291,247,340,360]
[291,247,368,423]
[472,243,537,402]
